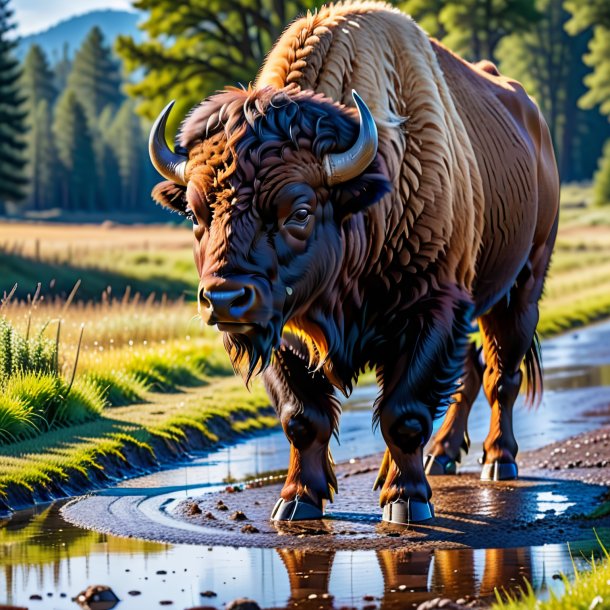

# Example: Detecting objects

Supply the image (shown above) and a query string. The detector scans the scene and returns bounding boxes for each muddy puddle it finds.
[2,321,610,608]
[0,502,605,609]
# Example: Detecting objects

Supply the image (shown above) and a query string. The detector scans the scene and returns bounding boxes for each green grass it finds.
[0,376,274,509]
[493,540,610,610]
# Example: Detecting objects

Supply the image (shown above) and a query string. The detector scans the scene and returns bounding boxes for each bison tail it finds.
[523,331,543,408]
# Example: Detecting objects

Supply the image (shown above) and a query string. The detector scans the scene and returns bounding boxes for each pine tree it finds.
[53,43,72,93]
[98,105,121,211]
[0,0,27,212]
[66,27,123,211]
[20,44,55,108]
[593,140,610,206]
[29,100,56,210]
[108,99,147,211]
[67,27,122,124]
[52,89,97,212]
[20,44,57,210]
[565,0,610,119]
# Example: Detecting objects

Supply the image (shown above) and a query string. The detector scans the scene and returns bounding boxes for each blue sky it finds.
[14,0,134,35]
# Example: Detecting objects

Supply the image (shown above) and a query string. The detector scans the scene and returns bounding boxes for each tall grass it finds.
[0,318,104,444]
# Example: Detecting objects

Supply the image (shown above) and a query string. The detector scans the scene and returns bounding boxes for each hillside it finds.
[17,9,142,61]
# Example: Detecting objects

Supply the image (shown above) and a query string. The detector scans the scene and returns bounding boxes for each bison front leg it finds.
[376,400,434,523]
[263,338,340,521]
[375,292,474,524]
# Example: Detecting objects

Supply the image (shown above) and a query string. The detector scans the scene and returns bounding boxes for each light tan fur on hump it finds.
[256,1,485,291]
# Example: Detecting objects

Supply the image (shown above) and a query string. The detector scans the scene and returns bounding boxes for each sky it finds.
[14,0,134,35]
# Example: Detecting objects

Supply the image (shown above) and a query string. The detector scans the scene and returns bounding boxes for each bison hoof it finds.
[382,499,434,524]
[480,461,518,481]
[270,496,324,521]
[424,454,457,476]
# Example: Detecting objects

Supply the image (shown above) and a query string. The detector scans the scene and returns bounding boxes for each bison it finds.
[148,1,559,524]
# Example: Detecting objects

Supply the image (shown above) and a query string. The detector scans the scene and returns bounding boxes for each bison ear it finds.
[332,161,392,218]
[152,180,187,213]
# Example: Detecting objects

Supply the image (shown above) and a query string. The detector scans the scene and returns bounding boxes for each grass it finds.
[0,376,275,510]
[493,539,610,610]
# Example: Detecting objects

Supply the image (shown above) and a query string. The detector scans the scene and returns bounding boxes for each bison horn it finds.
[323,90,378,186]
[149,100,188,186]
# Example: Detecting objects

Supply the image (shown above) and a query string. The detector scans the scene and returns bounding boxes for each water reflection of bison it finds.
[149,2,559,524]
[276,546,535,607]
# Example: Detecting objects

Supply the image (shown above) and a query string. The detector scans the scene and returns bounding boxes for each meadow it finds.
[0,184,609,510]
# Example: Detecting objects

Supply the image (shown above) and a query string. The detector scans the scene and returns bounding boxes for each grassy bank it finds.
[0,312,276,513]
[0,375,275,513]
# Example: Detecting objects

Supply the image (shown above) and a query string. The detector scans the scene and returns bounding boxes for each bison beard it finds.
[148,2,560,524]
[223,322,282,384]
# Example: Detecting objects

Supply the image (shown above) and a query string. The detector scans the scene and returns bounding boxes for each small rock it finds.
[200,591,217,598]
[225,598,261,610]
[156,570,167,575]
[73,585,119,607]
[230,511,248,521]
[29,595,43,601]
[128,591,142,596]
[216,500,229,511]
[241,524,260,534]
[159,601,174,606]
[187,502,202,515]
[204,511,216,520]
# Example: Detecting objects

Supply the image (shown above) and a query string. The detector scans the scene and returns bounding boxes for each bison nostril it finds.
[199,288,212,309]
[228,286,255,316]
[198,288,212,309]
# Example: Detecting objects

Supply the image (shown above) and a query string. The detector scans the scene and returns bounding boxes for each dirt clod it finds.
[241,524,260,534]
[230,510,248,521]
[187,502,202,515]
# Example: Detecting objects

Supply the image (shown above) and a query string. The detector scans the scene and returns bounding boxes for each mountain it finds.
[16,10,142,62]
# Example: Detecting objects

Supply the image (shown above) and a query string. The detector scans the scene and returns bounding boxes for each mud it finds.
[62,440,609,551]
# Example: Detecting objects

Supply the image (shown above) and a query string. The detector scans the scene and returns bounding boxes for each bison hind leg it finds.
[425,343,484,475]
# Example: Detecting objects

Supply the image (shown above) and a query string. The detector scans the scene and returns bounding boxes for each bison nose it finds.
[198,281,257,324]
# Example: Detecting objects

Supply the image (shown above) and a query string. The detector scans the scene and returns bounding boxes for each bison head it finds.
[149,87,390,381]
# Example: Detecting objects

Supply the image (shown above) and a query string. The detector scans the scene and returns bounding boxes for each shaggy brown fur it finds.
[152,2,559,516]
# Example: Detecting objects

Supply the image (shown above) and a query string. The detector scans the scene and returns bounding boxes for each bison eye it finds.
[185,206,199,226]
[285,207,310,226]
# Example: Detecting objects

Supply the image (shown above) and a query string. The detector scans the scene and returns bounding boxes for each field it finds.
[1,184,610,509]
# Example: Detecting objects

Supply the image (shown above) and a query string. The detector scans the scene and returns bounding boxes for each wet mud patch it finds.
[170,457,608,550]
[63,450,609,551]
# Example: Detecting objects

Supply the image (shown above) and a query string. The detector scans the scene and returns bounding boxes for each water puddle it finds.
[534,491,576,520]
[0,503,604,609]
[2,320,610,608]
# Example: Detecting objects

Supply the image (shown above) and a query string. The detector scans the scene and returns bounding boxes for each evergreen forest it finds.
[2,0,610,217]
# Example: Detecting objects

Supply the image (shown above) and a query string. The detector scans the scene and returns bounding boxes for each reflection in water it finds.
[534,491,575,520]
[0,503,601,609]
